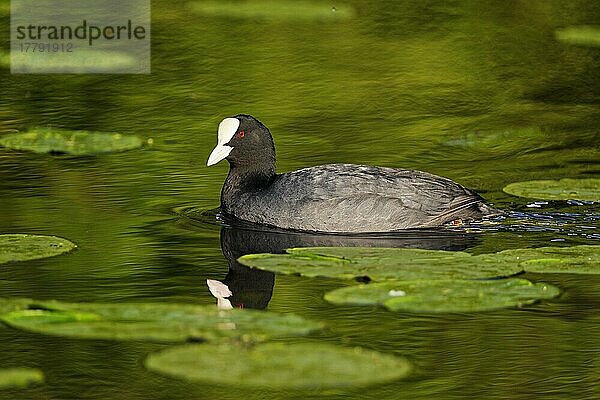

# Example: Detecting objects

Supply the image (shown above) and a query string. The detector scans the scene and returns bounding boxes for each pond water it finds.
[1,1,599,398]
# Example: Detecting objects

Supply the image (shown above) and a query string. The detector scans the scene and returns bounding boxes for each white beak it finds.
[207,117,240,166]
[207,144,233,166]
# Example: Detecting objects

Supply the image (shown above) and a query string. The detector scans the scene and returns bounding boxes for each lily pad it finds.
[241,245,600,279]
[503,178,599,201]
[0,234,76,264]
[146,342,409,388]
[0,298,33,315]
[496,245,600,274]
[239,247,523,281]
[187,1,355,21]
[0,299,322,342]
[324,279,560,313]
[0,128,143,155]
[10,49,140,73]
[556,26,600,47]
[0,368,44,389]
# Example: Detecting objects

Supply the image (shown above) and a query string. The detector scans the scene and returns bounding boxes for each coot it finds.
[207,114,501,233]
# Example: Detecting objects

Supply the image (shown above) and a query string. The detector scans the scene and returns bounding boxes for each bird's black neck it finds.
[221,161,276,211]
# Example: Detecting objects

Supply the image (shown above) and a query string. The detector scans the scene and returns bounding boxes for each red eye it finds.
[238,130,245,138]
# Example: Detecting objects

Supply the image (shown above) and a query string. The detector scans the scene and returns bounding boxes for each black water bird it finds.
[207,114,501,233]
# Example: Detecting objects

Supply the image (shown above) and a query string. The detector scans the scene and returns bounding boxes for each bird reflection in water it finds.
[207,215,481,310]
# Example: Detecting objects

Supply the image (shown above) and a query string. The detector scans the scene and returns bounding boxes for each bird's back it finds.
[223,164,498,233]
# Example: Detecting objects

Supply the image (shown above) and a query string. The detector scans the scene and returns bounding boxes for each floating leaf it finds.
[9,49,140,73]
[239,247,523,281]
[0,298,33,315]
[187,1,355,21]
[555,26,600,47]
[325,279,560,313]
[0,299,322,342]
[0,128,143,155]
[503,178,599,201]
[0,368,44,389]
[240,245,600,280]
[0,234,76,264]
[146,342,409,388]
[496,245,600,274]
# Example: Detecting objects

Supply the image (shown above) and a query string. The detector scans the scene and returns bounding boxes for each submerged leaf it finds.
[239,247,523,281]
[0,299,322,342]
[0,368,44,389]
[187,1,355,21]
[503,178,600,201]
[324,279,560,313]
[0,234,76,264]
[556,26,600,47]
[0,51,9,69]
[146,342,409,388]
[444,127,553,155]
[0,128,143,155]
[9,49,139,73]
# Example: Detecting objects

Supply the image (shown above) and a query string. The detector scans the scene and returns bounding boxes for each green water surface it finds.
[1,1,599,399]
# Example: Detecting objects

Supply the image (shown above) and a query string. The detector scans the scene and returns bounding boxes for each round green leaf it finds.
[496,245,600,274]
[3,309,102,324]
[146,342,410,388]
[503,178,600,201]
[9,49,139,73]
[0,298,33,315]
[1,300,322,342]
[0,368,44,389]
[187,1,355,21]
[556,26,600,47]
[0,128,143,155]
[239,247,523,281]
[0,234,77,264]
[324,279,560,313]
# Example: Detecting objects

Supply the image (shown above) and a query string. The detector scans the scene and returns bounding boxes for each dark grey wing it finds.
[235,164,492,232]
